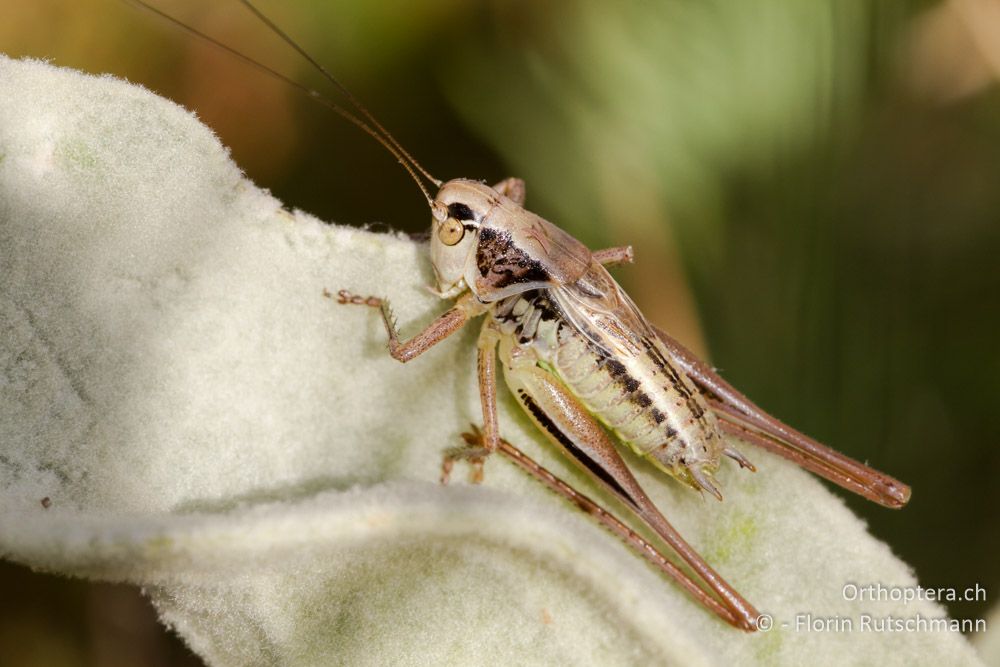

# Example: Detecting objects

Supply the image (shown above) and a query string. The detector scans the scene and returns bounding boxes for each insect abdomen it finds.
[491,291,723,480]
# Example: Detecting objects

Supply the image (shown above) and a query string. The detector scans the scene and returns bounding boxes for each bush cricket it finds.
[132,0,912,632]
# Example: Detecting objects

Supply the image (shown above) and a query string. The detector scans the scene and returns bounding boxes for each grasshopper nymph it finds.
[136,0,912,632]
[337,176,911,631]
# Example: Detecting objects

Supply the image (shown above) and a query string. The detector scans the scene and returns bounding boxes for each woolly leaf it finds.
[0,56,983,667]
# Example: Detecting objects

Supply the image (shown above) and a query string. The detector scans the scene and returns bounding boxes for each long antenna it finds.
[124,0,441,206]
[235,0,441,189]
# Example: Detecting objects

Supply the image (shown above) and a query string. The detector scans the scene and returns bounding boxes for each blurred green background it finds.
[2,0,997,663]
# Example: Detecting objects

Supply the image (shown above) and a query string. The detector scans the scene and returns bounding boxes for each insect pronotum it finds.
[132,0,912,631]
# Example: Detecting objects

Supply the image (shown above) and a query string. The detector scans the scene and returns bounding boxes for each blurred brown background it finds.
[2,0,997,663]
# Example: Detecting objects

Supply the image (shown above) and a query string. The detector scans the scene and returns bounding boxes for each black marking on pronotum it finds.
[447,202,476,221]
[518,390,639,508]
[476,227,502,277]
[476,227,551,288]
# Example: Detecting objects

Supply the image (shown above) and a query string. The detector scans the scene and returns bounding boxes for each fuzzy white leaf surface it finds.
[0,56,984,667]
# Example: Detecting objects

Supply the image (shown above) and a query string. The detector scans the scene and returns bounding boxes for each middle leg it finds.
[592,245,634,267]
[441,321,502,484]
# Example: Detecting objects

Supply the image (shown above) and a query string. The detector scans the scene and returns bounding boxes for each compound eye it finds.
[438,217,465,246]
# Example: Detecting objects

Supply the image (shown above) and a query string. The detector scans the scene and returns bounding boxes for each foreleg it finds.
[336,290,486,363]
